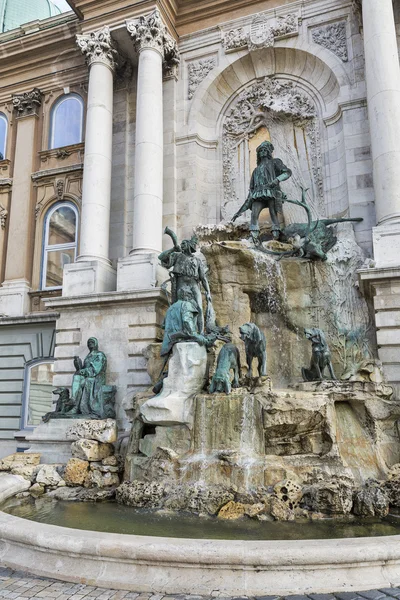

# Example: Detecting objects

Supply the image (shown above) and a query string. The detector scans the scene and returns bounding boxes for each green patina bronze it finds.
[232,140,292,241]
[42,337,116,422]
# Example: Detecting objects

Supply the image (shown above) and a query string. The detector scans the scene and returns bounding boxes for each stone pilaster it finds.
[117,10,179,291]
[62,26,117,297]
[0,89,43,317]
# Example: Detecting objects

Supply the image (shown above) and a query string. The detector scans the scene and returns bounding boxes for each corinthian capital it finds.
[126,9,179,71]
[12,88,43,117]
[76,26,118,70]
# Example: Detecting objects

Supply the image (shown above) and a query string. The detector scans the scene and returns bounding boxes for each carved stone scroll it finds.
[311,22,348,62]
[76,26,118,70]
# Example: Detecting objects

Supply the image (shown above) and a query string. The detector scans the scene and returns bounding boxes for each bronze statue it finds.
[159,227,212,333]
[209,343,241,394]
[42,337,116,422]
[302,328,336,381]
[232,140,292,241]
[239,323,267,378]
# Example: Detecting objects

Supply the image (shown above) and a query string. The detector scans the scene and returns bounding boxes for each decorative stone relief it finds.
[12,88,43,117]
[222,77,324,220]
[76,26,118,70]
[311,22,348,62]
[56,149,72,159]
[187,57,216,100]
[223,27,248,52]
[126,9,180,74]
[56,179,64,200]
[0,204,7,229]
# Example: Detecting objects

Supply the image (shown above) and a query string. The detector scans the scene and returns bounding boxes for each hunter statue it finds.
[232,140,292,242]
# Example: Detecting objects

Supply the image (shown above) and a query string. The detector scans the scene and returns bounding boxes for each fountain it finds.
[2,140,400,594]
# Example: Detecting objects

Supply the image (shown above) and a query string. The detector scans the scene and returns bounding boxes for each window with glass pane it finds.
[26,362,54,427]
[42,203,78,290]
[49,94,83,149]
[0,114,7,160]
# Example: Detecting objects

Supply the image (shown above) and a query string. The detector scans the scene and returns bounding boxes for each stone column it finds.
[62,26,118,297]
[117,9,179,291]
[363,0,400,267]
[0,89,42,317]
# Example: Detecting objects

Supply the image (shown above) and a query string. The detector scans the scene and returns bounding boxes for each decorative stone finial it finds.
[12,88,43,117]
[126,9,179,72]
[76,26,118,70]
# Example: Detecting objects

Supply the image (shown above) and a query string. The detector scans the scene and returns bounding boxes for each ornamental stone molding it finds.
[223,13,298,53]
[311,21,348,62]
[0,204,7,229]
[12,88,43,117]
[76,26,118,70]
[187,57,216,100]
[126,9,180,72]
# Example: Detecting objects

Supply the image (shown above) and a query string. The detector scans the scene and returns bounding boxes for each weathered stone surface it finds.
[273,480,302,509]
[71,439,114,461]
[383,476,400,507]
[302,479,353,515]
[139,426,191,458]
[36,465,63,487]
[10,465,40,482]
[0,473,31,502]
[353,482,389,518]
[243,502,266,518]
[90,462,119,473]
[78,487,117,502]
[218,501,246,519]
[116,481,166,508]
[102,455,118,466]
[64,458,89,486]
[29,483,45,497]
[84,470,120,488]
[0,453,41,471]
[270,496,295,521]
[67,419,117,444]
[45,486,82,501]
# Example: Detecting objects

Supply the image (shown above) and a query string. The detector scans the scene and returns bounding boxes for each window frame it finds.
[41,201,79,291]
[0,112,8,159]
[49,93,84,150]
[21,358,55,431]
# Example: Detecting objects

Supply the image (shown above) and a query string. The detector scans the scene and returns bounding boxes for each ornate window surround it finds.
[41,200,79,291]
[49,93,84,150]
[20,358,55,431]
[0,112,8,160]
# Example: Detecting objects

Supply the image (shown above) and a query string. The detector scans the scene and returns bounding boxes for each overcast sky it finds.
[52,0,71,11]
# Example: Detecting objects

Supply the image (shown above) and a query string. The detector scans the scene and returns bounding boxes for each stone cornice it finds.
[76,26,118,70]
[12,88,43,118]
[31,163,83,182]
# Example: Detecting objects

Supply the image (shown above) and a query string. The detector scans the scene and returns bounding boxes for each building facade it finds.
[0,0,399,457]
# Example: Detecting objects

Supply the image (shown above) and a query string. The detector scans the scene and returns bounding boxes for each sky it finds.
[52,0,71,11]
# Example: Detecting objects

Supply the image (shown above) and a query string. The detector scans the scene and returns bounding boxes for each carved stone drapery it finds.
[223,13,298,53]
[76,26,118,70]
[12,88,43,117]
[222,77,323,220]
[126,9,180,73]
[311,22,348,62]
[188,58,216,99]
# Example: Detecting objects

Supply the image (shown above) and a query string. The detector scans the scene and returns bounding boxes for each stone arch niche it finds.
[182,45,350,236]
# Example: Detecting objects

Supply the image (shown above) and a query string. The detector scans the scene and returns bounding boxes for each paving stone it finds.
[254,597,280,600]
[357,593,388,600]
[309,595,336,600]
[334,595,365,600]
[379,593,400,600]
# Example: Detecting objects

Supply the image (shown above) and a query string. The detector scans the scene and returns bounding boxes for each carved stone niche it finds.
[222,76,324,225]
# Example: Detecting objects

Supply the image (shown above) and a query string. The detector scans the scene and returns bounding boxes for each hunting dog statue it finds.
[209,343,241,394]
[239,322,267,378]
[302,327,336,381]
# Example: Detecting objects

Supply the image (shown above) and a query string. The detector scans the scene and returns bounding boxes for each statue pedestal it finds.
[140,342,208,427]
[25,418,86,464]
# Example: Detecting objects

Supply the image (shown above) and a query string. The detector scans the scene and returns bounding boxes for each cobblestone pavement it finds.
[1,566,400,600]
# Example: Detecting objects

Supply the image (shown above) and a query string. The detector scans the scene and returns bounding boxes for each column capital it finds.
[12,88,43,118]
[126,9,179,72]
[76,26,118,71]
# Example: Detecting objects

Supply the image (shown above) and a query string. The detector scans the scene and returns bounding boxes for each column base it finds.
[117,253,168,291]
[359,266,400,396]
[372,223,400,268]
[62,261,116,297]
[0,279,31,317]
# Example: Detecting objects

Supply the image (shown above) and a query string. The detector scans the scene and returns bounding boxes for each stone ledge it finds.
[44,289,169,310]
[0,511,400,595]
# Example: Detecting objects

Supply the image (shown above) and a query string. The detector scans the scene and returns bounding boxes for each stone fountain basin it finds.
[1,510,400,595]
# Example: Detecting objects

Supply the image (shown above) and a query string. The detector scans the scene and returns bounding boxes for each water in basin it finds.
[3,498,400,540]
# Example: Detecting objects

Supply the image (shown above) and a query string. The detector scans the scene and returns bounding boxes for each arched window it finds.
[42,202,78,290]
[49,94,83,149]
[0,113,7,160]
[22,359,55,428]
